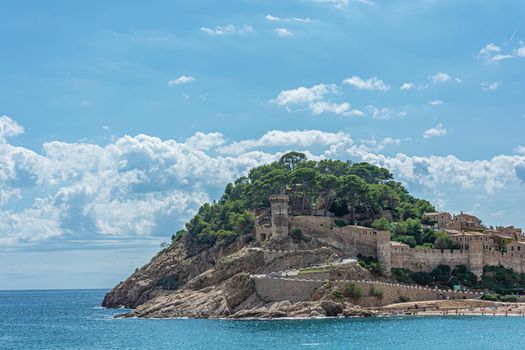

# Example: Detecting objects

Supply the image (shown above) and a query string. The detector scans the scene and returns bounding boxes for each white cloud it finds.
[367,105,391,120]
[478,43,515,63]
[400,82,428,91]
[265,15,280,21]
[275,28,294,37]
[265,15,311,23]
[428,100,444,105]
[219,130,351,155]
[273,84,362,116]
[0,115,24,143]
[343,76,390,91]
[423,124,447,139]
[429,72,451,83]
[200,24,254,36]
[490,54,513,63]
[81,100,93,107]
[274,84,336,106]
[516,47,525,57]
[481,81,501,91]
[311,0,374,7]
[400,82,415,90]
[4,118,525,250]
[167,75,195,86]
[479,43,501,56]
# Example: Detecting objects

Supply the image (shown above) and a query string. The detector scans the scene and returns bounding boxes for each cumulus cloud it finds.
[517,47,525,57]
[167,75,195,86]
[219,130,352,155]
[274,28,294,37]
[423,124,447,139]
[0,116,24,143]
[400,82,428,91]
[481,81,501,91]
[343,76,390,91]
[429,72,451,83]
[478,42,515,63]
[3,117,525,250]
[200,24,254,36]
[273,84,363,116]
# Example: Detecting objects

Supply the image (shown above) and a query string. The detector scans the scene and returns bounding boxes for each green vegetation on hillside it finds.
[392,265,525,294]
[172,152,434,248]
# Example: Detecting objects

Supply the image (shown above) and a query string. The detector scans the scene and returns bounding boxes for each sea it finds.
[1,289,524,349]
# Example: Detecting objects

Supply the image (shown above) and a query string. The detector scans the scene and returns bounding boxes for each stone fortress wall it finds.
[256,195,525,278]
[253,276,481,307]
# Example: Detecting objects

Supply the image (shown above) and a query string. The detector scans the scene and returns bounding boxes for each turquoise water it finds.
[1,289,525,349]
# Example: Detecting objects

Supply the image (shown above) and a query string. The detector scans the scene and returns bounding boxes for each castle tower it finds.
[468,238,483,278]
[269,195,289,239]
[376,230,391,276]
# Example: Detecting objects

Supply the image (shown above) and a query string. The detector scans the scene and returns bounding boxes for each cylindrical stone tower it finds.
[269,195,289,239]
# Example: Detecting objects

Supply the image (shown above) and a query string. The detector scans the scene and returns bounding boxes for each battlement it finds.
[269,195,290,203]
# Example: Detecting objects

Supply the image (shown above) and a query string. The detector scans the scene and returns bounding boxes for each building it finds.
[255,196,525,279]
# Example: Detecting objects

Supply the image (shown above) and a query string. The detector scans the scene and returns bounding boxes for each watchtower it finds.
[269,195,289,239]
[468,237,483,278]
[376,230,392,276]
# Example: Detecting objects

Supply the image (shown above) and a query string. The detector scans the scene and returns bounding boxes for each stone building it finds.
[255,196,525,279]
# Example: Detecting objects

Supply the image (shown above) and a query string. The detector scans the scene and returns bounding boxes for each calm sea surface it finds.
[1,289,525,349]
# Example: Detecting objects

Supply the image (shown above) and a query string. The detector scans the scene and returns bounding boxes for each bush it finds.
[393,235,417,248]
[431,265,451,284]
[371,217,391,231]
[370,285,384,298]
[398,295,410,303]
[358,255,380,274]
[481,293,499,301]
[332,289,343,299]
[344,282,363,299]
[500,295,518,302]
[290,227,311,243]
[334,219,347,227]
[392,268,415,284]
[411,271,433,286]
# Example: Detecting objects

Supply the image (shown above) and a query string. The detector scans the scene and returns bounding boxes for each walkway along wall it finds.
[252,276,481,307]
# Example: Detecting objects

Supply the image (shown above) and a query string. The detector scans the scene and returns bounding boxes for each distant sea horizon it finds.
[2,289,525,349]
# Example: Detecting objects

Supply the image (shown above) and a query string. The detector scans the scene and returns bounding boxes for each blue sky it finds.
[1,0,525,290]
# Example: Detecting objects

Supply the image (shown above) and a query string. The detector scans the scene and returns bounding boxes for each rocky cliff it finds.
[102,233,382,318]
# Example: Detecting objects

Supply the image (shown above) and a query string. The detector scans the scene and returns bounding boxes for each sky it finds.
[1,0,525,290]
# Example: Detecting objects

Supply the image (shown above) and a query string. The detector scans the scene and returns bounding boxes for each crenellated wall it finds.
[391,246,469,273]
[253,276,481,306]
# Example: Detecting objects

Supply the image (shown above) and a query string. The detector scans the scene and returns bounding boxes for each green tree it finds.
[339,175,369,222]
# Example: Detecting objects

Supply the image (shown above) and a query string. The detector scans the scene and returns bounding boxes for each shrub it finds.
[398,295,410,303]
[481,293,499,301]
[290,227,311,243]
[344,282,363,300]
[332,289,343,299]
[216,230,238,246]
[358,255,380,274]
[431,265,451,284]
[370,285,384,298]
[371,217,391,231]
[500,295,518,303]
[334,219,347,227]
[391,268,415,284]
[411,271,433,286]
